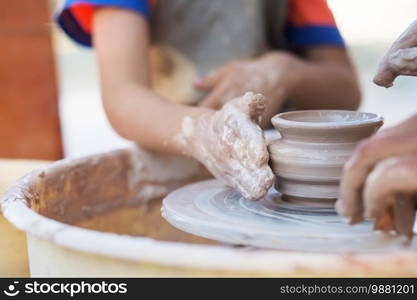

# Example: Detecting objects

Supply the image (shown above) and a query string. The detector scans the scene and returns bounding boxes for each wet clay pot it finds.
[269,110,383,203]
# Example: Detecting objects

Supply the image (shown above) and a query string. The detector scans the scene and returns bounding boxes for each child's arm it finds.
[93,8,207,155]
[93,8,274,200]
[288,46,361,110]
[194,48,360,128]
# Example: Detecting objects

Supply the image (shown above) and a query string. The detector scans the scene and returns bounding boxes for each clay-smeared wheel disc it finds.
[162,180,417,253]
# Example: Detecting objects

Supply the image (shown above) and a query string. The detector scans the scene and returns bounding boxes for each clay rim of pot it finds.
[271,110,383,130]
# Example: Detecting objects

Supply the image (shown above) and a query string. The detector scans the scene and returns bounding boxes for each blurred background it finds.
[52,0,417,157]
[4,1,417,159]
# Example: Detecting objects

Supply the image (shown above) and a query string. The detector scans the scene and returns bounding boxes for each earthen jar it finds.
[269,110,383,203]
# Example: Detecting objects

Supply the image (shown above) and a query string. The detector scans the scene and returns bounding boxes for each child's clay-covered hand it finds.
[336,114,417,237]
[194,52,297,127]
[374,20,417,87]
[176,92,274,200]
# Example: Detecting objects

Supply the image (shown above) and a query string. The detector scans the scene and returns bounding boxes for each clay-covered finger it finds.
[239,120,268,163]
[235,115,270,168]
[362,158,399,219]
[247,93,267,123]
[362,156,417,219]
[222,91,268,167]
[338,133,417,222]
[373,68,396,88]
[374,20,417,87]
[224,130,273,200]
[235,164,274,201]
[337,139,377,223]
[337,175,365,224]
[228,92,266,121]
[392,48,417,76]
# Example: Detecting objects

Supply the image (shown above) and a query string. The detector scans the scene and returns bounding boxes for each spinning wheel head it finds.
[162,180,416,253]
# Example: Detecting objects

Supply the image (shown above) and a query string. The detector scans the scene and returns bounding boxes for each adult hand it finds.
[374,20,417,87]
[176,92,274,200]
[336,114,417,237]
[194,52,299,127]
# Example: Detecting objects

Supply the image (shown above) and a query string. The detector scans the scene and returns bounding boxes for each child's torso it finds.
[149,0,288,104]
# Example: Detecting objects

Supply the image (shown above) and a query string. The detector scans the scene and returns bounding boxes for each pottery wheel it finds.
[162,180,417,253]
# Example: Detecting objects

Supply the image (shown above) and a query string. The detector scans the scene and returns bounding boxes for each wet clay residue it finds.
[77,198,217,245]
[28,147,209,227]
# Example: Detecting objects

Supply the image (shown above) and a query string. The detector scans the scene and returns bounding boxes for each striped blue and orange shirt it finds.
[56,0,344,48]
